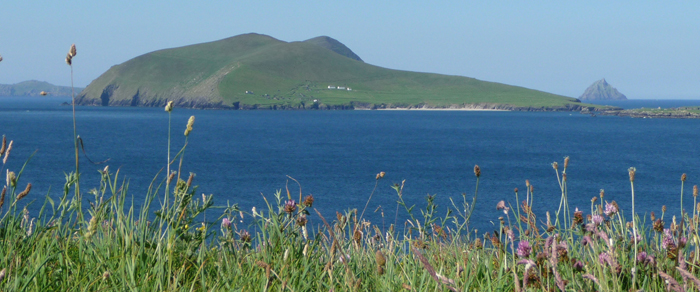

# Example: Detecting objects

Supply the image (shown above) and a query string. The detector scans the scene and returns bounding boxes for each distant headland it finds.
[579,79,627,101]
[75,33,609,111]
[0,80,82,97]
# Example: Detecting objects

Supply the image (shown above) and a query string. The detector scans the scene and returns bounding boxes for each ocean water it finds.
[3,96,700,233]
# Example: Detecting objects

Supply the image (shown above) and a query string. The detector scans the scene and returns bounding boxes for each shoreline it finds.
[371,107,510,111]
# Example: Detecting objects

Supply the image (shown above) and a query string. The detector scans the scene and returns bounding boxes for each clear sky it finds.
[1,1,698,99]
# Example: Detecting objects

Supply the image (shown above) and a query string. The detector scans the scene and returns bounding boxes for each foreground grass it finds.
[1,99,700,290]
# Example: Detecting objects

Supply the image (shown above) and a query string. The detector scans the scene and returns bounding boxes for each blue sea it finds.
[2,96,700,233]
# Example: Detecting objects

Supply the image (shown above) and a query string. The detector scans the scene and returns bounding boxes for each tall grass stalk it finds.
[629,167,638,289]
[66,44,82,220]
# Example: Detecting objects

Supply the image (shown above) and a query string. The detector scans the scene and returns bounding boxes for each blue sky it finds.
[1,1,698,99]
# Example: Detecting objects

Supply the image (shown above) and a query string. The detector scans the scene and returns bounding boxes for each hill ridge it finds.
[76,33,602,111]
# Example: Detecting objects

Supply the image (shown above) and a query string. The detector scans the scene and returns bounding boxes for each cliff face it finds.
[579,79,627,101]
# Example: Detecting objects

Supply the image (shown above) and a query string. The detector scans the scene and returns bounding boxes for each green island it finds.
[597,106,700,118]
[76,33,609,111]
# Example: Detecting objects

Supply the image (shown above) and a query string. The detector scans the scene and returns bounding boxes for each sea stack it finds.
[579,79,627,101]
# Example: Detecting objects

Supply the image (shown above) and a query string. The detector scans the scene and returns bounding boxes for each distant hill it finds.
[579,79,627,101]
[77,33,601,110]
[0,80,81,97]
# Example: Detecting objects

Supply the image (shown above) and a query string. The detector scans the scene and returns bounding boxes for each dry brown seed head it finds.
[600,189,604,198]
[662,205,667,213]
[69,44,77,57]
[628,167,636,182]
[0,136,6,156]
[591,197,598,203]
[0,186,5,210]
[562,172,567,182]
[525,179,530,187]
[530,184,534,193]
[375,250,386,266]
[552,162,558,170]
[303,194,314,207]
[682,173,687,182]
[186,172,195,187]
[16,183,31,202]
[376,171,385,180]
[564,156,569,169]
[474,165,480,178]
[514,187,518,193]
[65,53,72,65]
[650,211,656,221]
[694,185,698,197]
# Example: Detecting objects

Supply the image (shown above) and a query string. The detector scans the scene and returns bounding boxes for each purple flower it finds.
[517,241,532,258]
[221,218,231,229]
[581,236,593,247]
[284,200,297,214]
[592,215,604,226]
[680,237,688,248]
[604,201,618,217]
[636,251,647,264]
[573,260,584,272]
[598,252,611,265]
[662,235,675,249]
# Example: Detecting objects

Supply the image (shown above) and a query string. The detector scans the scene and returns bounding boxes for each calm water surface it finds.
[2,96,700,232]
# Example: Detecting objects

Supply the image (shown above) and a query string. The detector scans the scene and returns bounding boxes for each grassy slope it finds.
[79,33,597,109]
[0,80,81,96]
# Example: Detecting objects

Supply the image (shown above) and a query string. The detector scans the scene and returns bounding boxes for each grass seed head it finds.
[694,185,698,197]
[184,115,195,136]
[165,101,174,112]
[682,173,687,182]
[375,249,386,266]
[0,186,5,209]
[69,44,77,57]
[303,194,314,207]
[474,165,480,178]
[0,136,6,156]
[16,183,31,202]
[628,167,636,182]
[376,171,385,180]
[552,162,558,170]
[65,53,72,65]
[6,171,16,188]
[564,156,569,169]
[3,140,12,164]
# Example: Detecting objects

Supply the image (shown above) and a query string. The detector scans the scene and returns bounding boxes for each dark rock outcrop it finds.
[579,79,627,101]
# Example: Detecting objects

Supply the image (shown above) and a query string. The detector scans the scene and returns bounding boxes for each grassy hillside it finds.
[77,33,601,110]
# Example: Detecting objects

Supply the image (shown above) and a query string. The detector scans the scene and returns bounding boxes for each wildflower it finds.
[473,165,480,178]
[653,219,664,232]
[165,100,174,112]
[581,236,593,247]
[517,241,532,258]
[598,252,611,265]
[239,230,251,243]
[284,200,297,214]
[679,237,688,248]
[302,194,314,207]
[573,260,584,272]
[296,215,307,227]
[221,218,231,229]
[592,215,604,226]
[604,201,618,217]
[636,251,648,264]
[496,200,506,210]
[573,208,584,225]
[662,235,675,250]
